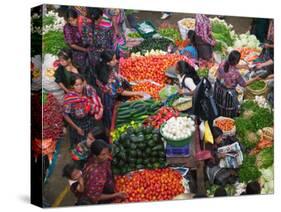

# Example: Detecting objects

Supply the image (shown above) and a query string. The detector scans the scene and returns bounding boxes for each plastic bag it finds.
[204,121,214,144]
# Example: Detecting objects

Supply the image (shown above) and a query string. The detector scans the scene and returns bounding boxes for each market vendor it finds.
[80,139,127,204]
[178,30,198,60]
[195,14,216,61]
[175,60,200,96]
[63,74,104,148]
[55,48,79,93]
[205,127,240,185]
[104,8,128,58]
[214,50,260,118]
[87,8,113,52]
[63,8,92,75]
[252,40,274,79]
[95,50,146,131]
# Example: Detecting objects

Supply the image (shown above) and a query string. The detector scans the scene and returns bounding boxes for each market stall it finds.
[36,7,274,205]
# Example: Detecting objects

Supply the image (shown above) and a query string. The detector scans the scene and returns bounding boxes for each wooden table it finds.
[166,125,206,195]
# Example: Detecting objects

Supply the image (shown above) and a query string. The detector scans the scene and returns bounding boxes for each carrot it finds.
[215,119,234,131]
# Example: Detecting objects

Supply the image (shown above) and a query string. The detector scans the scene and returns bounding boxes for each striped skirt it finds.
[214,80,240,118]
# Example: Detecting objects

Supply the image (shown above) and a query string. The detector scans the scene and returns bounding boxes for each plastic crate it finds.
[136,21,157,39]
[166,143,191,157]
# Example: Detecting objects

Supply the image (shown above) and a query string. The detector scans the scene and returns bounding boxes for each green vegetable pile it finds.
[248,80,266,91]
[112,125,166,175]
[158,28,181,42]
[131,37,173,53]
[111,121,141,142]
[197,68,209,78]
[239,154,261,183]
[31,14,42,57]
[128,32,142,38]
[43,31,67,55]
[235,101,273,149]
[116,100,162,128]
[211,19,235,54]
[256,147,274,169]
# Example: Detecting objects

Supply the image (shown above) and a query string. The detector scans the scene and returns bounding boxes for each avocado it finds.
[136,164,145,169]
[130,143,137,150]
[136,149,143,157]
[151,151,158,157]
[127,127,134,135]
[136,158,143,165]
[129,150,137,157]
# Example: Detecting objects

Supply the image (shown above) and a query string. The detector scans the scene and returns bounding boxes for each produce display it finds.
[238,154,261,183]
[161,116,195,141]
[236,47,261,63]
[178,18,195,29]
[259,166,274,194]
[42,11,67,55]
[211,18,237,54]
[235,101,273,149]
[256,147,273,169]
[112,125,166,175]
[131,37,173,53]
[172,96,193,111]
[248,80,266,91]
[131,49,167,57]
[214,118,235,132]
[131,81,165,100]
[233,32,261,50]
[144,107,180,129]
[120,54,193,85]
[197,68,209,78]
[115,168,185,202]
[158,28,181,42]
[127,32,142,38]
[115,100,162,128]
[111,121,141,142]
[43,92,64,141]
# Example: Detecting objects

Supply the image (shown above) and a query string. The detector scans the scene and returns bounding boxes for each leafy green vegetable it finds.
[131,37,173,53]
[235,101,273,150]
[239,154,261,183]
[249,81,266,90]
[250,108,273,131]
[43,30,67,55]
[256,147,274,169]
[212,22,234,46]
[240,100,259,113]
[43,15,55,27]
[158,28,181,42]
[197,68,209,78]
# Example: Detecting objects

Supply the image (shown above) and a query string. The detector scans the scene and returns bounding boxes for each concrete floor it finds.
[42,10,254,208]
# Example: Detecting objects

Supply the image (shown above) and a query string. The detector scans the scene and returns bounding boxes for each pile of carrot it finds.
[215,118,235,131]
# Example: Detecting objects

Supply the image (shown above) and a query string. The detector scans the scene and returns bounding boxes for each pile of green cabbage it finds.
[256,147,274,169]
[232,32,261,49]
[259,165,274,194]
[211,18,237,55]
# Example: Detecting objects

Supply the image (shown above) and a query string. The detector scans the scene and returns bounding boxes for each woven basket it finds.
[213,116,236,137]
[246,81,268,96]
[173,101,192,111]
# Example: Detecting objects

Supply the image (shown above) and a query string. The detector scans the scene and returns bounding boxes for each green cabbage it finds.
[256,147,274,169]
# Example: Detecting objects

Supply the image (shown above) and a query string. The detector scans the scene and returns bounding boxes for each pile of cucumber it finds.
[115,100,162,128]
[112,125,166,175]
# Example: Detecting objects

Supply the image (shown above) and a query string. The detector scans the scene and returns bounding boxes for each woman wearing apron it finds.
[195,14,216,61]
[214,50,260,118]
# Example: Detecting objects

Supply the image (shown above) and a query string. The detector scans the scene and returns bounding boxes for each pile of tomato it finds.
[131,81,165,100]
[115,168,184,202]
[143,107,179,128]
[119,54,193,85]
